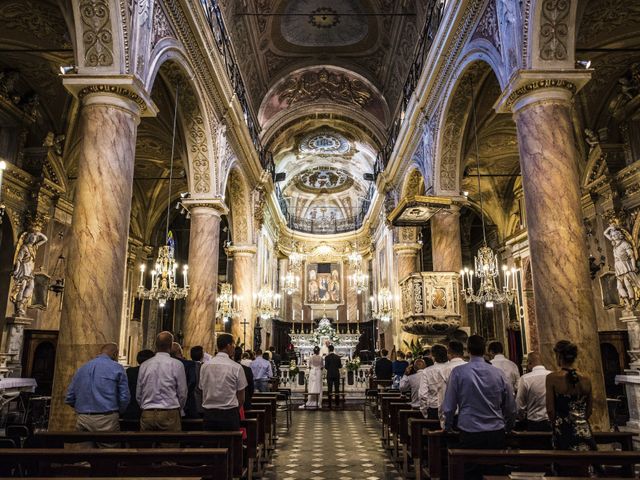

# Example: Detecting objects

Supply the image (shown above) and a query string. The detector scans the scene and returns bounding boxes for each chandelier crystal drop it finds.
[460,77,515,308]
[137,235,189,308]
[255,286,281,320]
[370,287,393,325]
[216,282,239,323]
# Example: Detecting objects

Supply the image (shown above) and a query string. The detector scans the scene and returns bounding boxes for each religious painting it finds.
[599,271,621,309]
[305,262,342,305]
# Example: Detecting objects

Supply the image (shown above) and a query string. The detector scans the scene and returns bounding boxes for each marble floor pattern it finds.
[263,410,402,480]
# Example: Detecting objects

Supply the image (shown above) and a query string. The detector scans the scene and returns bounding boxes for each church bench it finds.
[380,397,409,450]
[244,409,269,473]
[424,430,638,480]
[0,447,230,479]
[447,449,640,479]
[34,430,243,480]
[378,394,406,443]
[120,417,261,480]
[388,401,412,459]
[407,420,449,480]
[250,402,275,452]
[398,410,428,477]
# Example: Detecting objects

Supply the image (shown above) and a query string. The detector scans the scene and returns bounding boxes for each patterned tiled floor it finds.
[263,410,403,480]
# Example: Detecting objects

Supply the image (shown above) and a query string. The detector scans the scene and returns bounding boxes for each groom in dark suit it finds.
[324,345,342,409]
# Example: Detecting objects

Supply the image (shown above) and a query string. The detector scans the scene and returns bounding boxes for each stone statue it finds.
[584,129,600,152]
[604,224,640,310]
[10,230,48,317]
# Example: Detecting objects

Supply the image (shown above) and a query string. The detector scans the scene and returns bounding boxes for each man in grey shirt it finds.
[137,331,187,431]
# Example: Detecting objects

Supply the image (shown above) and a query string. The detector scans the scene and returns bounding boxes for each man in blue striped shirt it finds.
[442,335,515,479]
[66,343,130,436]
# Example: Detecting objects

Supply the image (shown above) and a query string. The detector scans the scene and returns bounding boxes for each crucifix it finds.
[241,318,250,348]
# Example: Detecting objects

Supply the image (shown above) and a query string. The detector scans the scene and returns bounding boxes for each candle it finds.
[459,269,465,290]
[357,309,360,321]
[139,264,145,287]
[183,265,188,287]
[151,270,157,286]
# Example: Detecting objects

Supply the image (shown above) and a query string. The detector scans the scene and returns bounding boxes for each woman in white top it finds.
[301,346,323,409]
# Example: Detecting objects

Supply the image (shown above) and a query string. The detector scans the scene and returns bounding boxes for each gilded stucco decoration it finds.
[539,0,570,61]
[151,3,175,50]
[278,68,372,108]
[228,169,250,243]
[160,62,212,194]
[80,0,115,67]
[471,0,500,51]
[0,0,71,47]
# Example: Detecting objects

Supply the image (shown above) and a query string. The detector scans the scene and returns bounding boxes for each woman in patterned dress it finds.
[545,340,597,452]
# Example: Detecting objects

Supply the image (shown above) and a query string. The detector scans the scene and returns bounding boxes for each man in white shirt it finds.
[200,333,248,431]
[488,341,521,392]
[137,331,187,431]
[438,340,467,425]
[419,344,448,419]
[515,352,551,431]
[399,359,426,408]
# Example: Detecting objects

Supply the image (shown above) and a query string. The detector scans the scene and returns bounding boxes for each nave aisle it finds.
[264,410,402,480]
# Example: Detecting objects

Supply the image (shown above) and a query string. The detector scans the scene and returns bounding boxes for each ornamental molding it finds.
[538,0,570,61]
[181,198,229,215]
[504,78,577,109]
[79,0,115,67]
[77,84,149,112]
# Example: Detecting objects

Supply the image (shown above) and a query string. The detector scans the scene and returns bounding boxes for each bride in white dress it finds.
[301,346,323,409]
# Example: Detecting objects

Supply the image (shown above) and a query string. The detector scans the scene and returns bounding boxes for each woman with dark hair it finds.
[545,340,596,451]
[300,346,323,410]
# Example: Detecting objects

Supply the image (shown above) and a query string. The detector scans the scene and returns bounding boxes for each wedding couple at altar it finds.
[299,342,342,409]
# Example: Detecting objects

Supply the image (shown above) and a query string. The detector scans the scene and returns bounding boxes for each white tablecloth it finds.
[0,377,37,391]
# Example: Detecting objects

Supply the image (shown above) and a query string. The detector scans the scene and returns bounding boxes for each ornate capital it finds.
[227,244,258,257]
[393,243,422,256]
[495,70,591,113]
[63,75,157,117]
[181,198,229,216]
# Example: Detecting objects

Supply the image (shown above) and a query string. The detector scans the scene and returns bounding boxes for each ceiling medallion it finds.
[299,132,350,155]
[295,167,353,193]
[309,7,340,29]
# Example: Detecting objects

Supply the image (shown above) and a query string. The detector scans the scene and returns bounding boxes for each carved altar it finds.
[290,316,361,359]
[399,271,462,337]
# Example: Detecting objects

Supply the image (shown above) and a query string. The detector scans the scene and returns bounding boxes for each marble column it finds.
[229,244,257,349]
[431,205,466,325]
[182,202,225,354]
[497,71,608,430]
[431,205,463,272]
[49,83,151,430]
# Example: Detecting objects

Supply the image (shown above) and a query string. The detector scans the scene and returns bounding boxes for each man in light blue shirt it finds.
[66,343,130,436]
[441,335,515,479]
[250,349,273,392]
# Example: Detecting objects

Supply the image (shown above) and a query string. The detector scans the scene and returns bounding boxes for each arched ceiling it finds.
[218,0,426,230]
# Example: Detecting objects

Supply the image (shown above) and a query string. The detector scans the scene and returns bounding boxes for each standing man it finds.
[251,349,273,392]
[516,352,552,431]
[442,335,515,480]
[419,344,448,419]
[137,331,187,431]
[324,345,342,409]
[121,349,154,420]
[400,358,426,409]
[488,341,521,393]
[200,333,248,431]
[374,349,393,382]
[66,343,130,436]
[171,342,197,418]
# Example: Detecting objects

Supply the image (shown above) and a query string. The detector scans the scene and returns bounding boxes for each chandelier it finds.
[370,287,393,325]
[288,243,305,270]
[255,286,281,320]
[347,249,362,268]
[137,84,188,308]
[216,282,239,323]
[461,77,514,308]
[138,236,189,308]
[349,268,368,294]
[281,269,300,295]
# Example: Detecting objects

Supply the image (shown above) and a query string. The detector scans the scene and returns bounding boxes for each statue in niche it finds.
[604,224,640,310]
[10,229,48,317]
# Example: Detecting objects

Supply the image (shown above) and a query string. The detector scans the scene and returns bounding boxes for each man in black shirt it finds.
[324,345,342,408]
[121,349,154,420]
[374,349,393,381]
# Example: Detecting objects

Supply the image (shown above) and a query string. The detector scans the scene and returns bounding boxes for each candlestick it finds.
[183,265,188,287]
[139,264,145,287]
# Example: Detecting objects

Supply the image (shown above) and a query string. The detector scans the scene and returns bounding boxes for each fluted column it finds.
[497,71,607,429]
[228,244,257,348]
[183,201,226,354]
[49,81,154,430]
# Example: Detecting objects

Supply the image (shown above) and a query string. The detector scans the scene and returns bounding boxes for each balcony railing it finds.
[374,0,449,177]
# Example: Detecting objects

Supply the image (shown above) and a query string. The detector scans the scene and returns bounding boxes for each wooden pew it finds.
[425,430,637,480]
[378,394,405,446]
[407,420,447,480]
[0,448,230,479]
[398,410,428,477]
[448,449,640,479]
[250,403,274,452]
[120,417,261,480]
[388,401,412,459]
[245,409,268,475]
[35,431,242,480]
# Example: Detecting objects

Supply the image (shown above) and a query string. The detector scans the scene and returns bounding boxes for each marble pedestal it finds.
[3,316,32,377]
